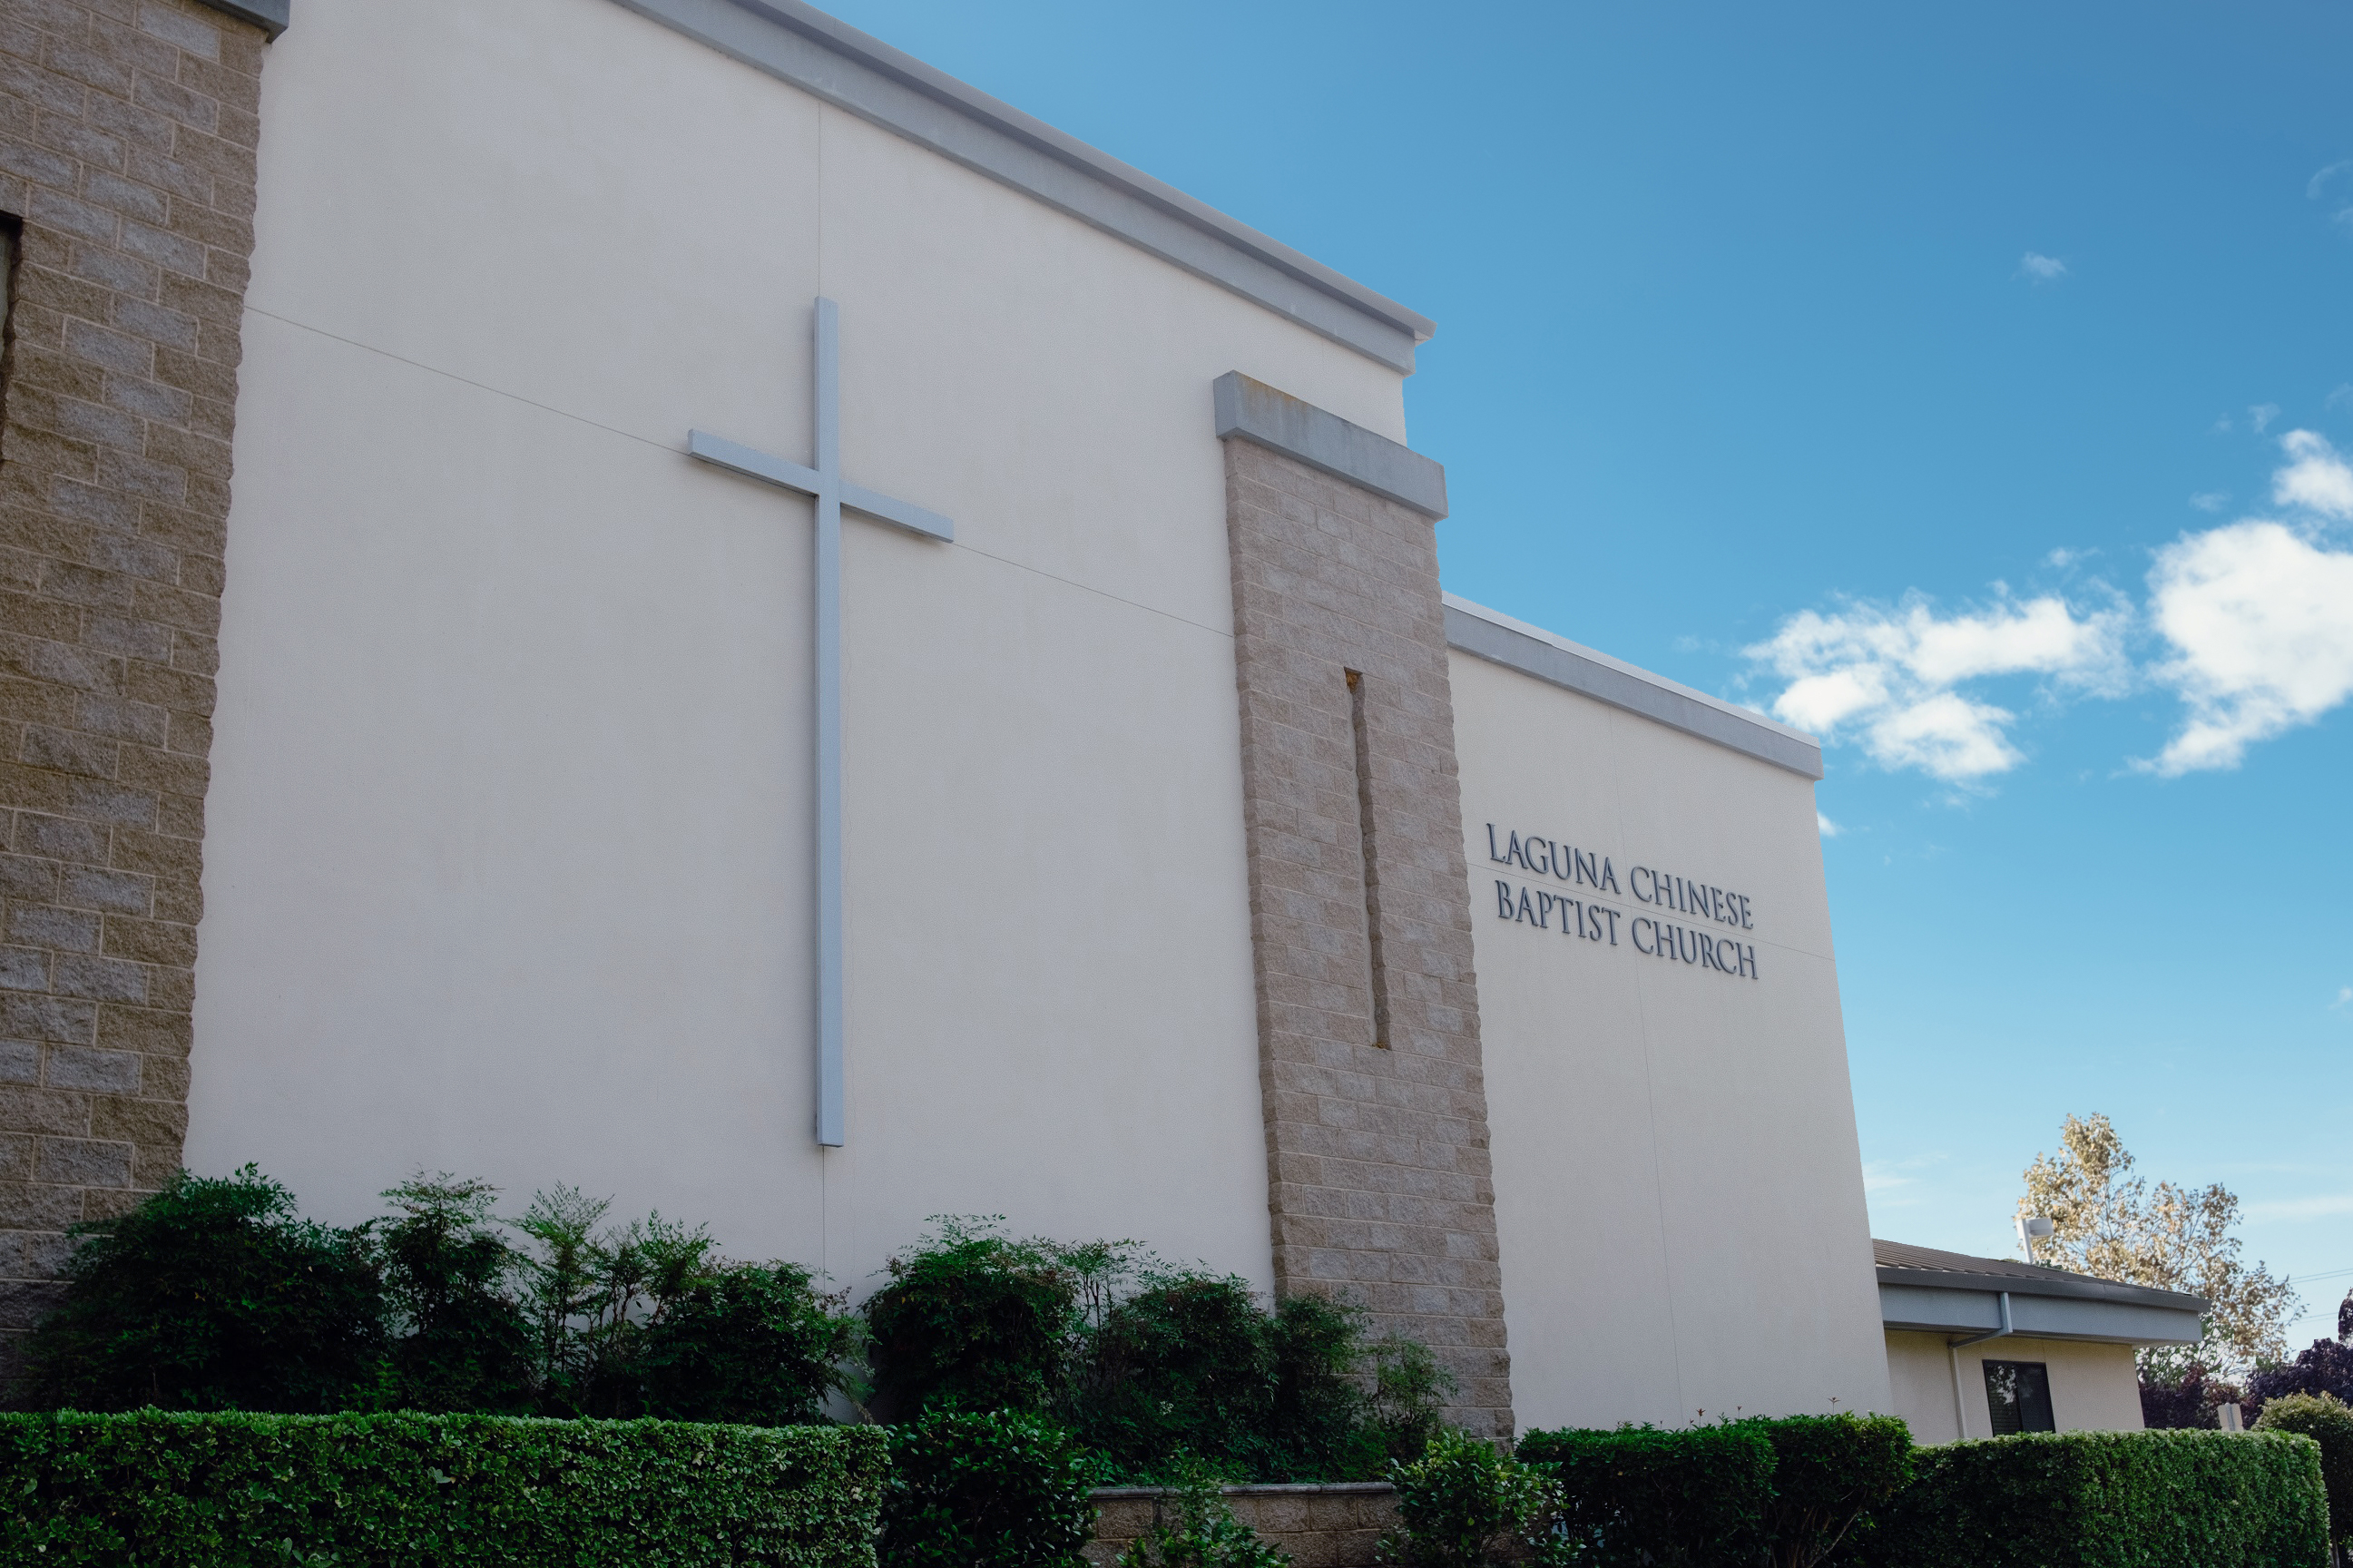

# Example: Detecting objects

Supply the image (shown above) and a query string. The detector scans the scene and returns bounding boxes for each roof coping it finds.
[1873,1238,2210,1314]
[606,0,1432,372]
[1443,595,1826,779]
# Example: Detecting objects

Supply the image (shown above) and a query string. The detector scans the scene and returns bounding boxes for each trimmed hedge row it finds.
[1857,1428,2328,1568]
[0,1410,887,1566]
[1515,1415,1911,1568]
[1517,1423,1774,1566]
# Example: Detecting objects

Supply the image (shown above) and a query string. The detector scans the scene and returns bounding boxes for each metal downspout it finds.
[1946,1291,2014,1440]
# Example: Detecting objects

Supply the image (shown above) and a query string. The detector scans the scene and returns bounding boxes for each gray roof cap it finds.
[608,0,1432,370]
[1874,1238,2209,1313]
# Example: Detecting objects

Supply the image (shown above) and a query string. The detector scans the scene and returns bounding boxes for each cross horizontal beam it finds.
[689,429,956,543]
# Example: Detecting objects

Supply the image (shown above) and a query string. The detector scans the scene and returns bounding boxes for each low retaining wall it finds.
[1088,1483,1397,1568]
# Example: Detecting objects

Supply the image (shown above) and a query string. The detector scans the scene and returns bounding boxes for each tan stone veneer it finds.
[1221,390,1513,1439]
[0,0,272,1367]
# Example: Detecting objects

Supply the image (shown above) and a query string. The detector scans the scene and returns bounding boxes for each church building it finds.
[0,0,2165,1442]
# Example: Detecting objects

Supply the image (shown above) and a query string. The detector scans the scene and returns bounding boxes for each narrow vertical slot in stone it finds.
[1347,670,1392,1049]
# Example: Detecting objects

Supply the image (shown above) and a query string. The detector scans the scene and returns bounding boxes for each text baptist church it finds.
[1484,826,1761,979]
[0,0,2195,1445]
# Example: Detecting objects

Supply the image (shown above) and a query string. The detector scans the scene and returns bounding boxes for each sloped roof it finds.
[1874,1238,2209,1313]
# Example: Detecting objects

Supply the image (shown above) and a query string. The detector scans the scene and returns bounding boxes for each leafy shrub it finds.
[14,1166,384,1414]
[10,1169,861,1426]
[1856,1428,2328,1568]
[2250,1340,2353,1418]
[867,1220,1449,1481]
[1117,1456,1292,1568]
[2255,1395,2353,1544]
[0,1409,885,1565]
[1081,1271,1273,1470]
[1516,1423,1772,1568]
[1740,1413,1912,1568]
[1378,1426,1565,1568]
[1076,1277,1450,1481]
[508,1185,857,1422]
[2141,1362,2249,1429]
[637,1260,861,1425]
[864,1219,1105,1421]
[373,1173,534,1414]
[879,1408,1097,1568]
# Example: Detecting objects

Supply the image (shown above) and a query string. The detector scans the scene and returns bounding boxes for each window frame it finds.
[1982,1357,2056,1435]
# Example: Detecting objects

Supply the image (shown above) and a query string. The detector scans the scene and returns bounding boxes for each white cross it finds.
[689,298,953,1148]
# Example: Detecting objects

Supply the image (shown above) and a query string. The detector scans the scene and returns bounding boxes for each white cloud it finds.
[2142,520,2353,773]
[2044,546,2098,568]
[2016,252,2068,282]
[2334,986,2352,1011]
[2309,162,2353,228]
[2245,1192,2353,1222]
[2190,492,2230,513]
[1746,593,2128,782]
[1816,812,1839,838]
[2250,403,2281,434]
[1753,433,2353,782]
[2327,384,2353,412]
[2272,428,2353,519]
[1860,1163,1916,1195]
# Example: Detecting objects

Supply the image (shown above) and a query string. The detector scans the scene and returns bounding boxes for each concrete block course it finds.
[1221,394,1514,1440]
[0,0,269,1367]
[1087,1485,1397,1568]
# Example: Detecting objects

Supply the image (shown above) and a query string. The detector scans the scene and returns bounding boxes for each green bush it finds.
[10,1170,860,1426]
[1857,1428,2328,1568]
[636,1259,862,1425]
[1116,1456,1292,1568]
[2255,1395,2353,1544]
[879,1408,1097,1568]
[15,1167,384,1414]
[1516,1423,1772,1568]
[1075,1276,1451,1481]
[865,1220,1449,1481]
[373,1173,535,1414]
[1378,1426,1566,1568]
[0,1408,885,1566]
[863,1220,1102,1421]
[1740,1413,1913,1568]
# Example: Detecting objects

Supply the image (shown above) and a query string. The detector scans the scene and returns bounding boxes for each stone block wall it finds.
[1088,1484,1397,1568]
[0,0,269,1365]
[1222,422,1513,1439]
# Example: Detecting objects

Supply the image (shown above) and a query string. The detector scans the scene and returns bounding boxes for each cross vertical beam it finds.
[811,299,845,1149]
[689,299,953,1148]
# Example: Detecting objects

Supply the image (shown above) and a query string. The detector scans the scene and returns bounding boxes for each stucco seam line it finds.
[196,0,288,36]
[601,0,1424,373]
[1213,373,1447,520]
[239,306,1235,644]
[1443,603,1825,779]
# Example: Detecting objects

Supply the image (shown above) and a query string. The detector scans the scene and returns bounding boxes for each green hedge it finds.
[1858,1428,2328,1568]
[2255,1395,2353,1544]
[1516,1424,1775,1567]
[0,1410,887,1566]
[878,1409,1094,1568]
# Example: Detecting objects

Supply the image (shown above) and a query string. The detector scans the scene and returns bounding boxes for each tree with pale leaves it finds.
[2016,1113,2299,1376]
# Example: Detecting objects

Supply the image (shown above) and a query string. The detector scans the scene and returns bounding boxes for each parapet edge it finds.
[1444,594,1825,780]
[1214,372,1447,518]
[607,0,1431,373]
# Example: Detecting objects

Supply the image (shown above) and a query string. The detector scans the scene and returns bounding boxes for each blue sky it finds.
[819,0,2353,1343]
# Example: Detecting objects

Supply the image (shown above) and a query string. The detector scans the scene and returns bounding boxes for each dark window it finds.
[0,212,17,443]
[1984,1360,2055,1435]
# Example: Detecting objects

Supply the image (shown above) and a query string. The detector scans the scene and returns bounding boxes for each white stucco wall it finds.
[190,0,1406,1296]
[1448,652,1889,1430]
[1884,1330,2145,1444]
